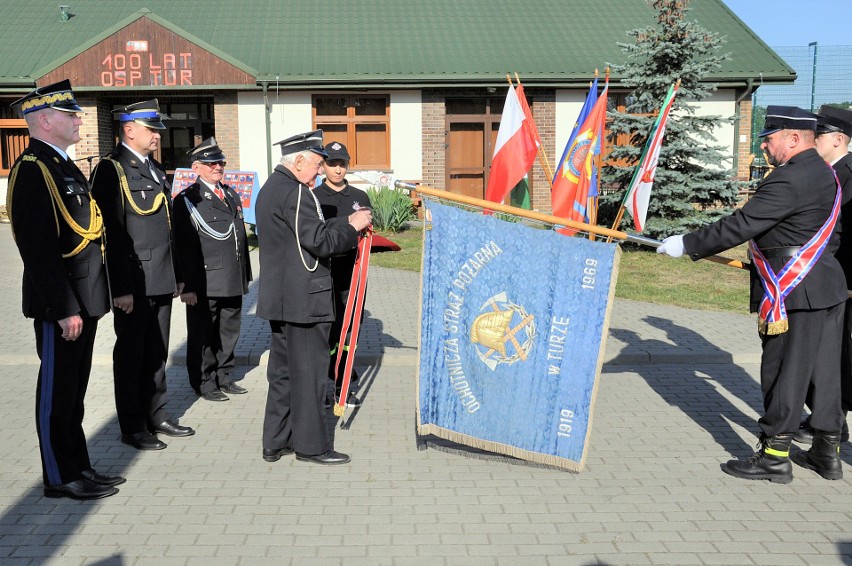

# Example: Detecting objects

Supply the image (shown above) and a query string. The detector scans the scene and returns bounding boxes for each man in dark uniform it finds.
[657,106,847,483]
[793,106,852,455]
[256,130,372,465]
[7,80,123,499]
[173,138,252,402]
[90,99,194,451]
[314,141,372,408]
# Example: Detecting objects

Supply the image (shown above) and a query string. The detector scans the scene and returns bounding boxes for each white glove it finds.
[656,235,685,258]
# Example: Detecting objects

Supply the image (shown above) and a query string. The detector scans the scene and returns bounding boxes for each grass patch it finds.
[616,244,750,314]
[371,224,752,314]
[370,224,425,271]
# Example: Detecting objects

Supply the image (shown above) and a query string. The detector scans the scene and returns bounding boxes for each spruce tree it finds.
[600,0,744,239]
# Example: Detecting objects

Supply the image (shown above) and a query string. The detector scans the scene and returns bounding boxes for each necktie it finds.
[213,185,225,201]
[144,159,159,184]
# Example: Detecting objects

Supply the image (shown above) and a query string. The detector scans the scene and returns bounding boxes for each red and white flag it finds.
[623,82,679,232]
[485,85,539,204]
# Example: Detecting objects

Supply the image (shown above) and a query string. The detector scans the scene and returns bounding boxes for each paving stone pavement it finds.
[0,222,850,565]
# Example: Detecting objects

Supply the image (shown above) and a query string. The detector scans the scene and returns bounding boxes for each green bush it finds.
[366,185,415,232]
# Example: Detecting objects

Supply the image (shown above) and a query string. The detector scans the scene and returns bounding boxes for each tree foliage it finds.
[599,0,745,239]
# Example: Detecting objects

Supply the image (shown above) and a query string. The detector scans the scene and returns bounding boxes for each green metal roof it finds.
[0,0,795,89]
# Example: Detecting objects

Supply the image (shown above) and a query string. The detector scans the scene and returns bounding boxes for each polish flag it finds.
[485,85,538,204]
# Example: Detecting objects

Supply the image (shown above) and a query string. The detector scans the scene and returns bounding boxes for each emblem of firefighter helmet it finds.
[470,292,535,370]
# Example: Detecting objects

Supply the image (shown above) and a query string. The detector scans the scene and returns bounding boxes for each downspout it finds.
[732,78,754,178]
[261,80,273,176]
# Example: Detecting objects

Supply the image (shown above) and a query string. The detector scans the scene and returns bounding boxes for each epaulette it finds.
[21,155,37,162]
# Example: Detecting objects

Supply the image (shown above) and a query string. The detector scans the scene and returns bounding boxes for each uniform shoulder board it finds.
[22,154,37,162]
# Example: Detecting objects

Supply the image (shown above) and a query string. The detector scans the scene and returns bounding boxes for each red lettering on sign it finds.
[100,50,195,87]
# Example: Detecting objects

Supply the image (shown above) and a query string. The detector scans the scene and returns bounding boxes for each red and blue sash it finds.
[333,227,373,416]
[750,171,842,335]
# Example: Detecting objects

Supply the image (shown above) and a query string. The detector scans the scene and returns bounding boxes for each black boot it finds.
[793,416,813,444]
[722,433,794,484]
[791,430,843,480]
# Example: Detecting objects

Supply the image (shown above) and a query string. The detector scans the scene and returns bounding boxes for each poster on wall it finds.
[171,169,261,225]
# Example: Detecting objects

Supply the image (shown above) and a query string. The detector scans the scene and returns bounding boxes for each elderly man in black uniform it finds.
[314,141,372,408]
[173,138,252,402]
[7,80,123,499]
[657,106,847,483]
[91,99,194,451]
[793,106,852,453]
[256,130,372,465]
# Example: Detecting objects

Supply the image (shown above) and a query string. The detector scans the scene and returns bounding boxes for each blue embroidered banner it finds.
[417,202,620,471]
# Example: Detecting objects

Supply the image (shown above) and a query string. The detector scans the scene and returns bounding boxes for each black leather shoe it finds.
[335,392,362,409]
[121,431,167,450]
[295,450,351,465]
[794,417,814,444]
[201,390,229,402]
[81,468,126,486]
[220,382,248,395]
[151,419,195,437]
[44,478,118,500]
[262,446,295,462]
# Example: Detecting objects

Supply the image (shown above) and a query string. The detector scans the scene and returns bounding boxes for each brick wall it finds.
[528,89,555,213]
[75,94,101,178]
[736,98,753,181]
[421,92,445,189]
[214,92,239,168]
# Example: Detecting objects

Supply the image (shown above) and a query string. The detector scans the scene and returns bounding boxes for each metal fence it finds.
[750,44,852,156]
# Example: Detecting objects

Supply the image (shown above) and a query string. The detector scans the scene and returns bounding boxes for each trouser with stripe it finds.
[34,317,98,486]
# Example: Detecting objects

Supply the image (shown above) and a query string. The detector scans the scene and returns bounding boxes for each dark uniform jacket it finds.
[90,143,178,298]
[8,139,109,320]
[255,165,359,323]
[173,180,252,298]
[831,153,852,286]
[684,147,847,312]
[314,180,372,294]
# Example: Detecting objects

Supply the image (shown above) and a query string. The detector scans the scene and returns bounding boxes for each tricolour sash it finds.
[750,172,842,335]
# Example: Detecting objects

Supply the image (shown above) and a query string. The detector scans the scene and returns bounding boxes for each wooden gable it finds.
[39,17,256,88]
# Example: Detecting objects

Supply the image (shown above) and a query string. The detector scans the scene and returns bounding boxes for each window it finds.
[313,95,390,169]
[0,119,28,176]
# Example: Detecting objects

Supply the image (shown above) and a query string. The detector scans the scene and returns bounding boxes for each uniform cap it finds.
[816,105,852,138]
[759,105,818,137]
[11,79,82,115]
[113,99,167,129]
[323,141,350,162]
[188,137,226,162]
[274,129,327,157]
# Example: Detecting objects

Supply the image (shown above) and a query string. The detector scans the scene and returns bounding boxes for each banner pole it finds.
[394,181,748,270]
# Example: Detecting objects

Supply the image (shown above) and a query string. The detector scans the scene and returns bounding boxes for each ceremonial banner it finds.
[417,202,620,471]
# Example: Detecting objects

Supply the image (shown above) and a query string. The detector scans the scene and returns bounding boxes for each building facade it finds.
[0,1,792,214]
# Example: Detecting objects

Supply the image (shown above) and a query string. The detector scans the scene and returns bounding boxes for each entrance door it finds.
[445,97,504,199]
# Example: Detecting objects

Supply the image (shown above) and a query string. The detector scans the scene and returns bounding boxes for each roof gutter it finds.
[260,79,273,177]
[732,78,755,178]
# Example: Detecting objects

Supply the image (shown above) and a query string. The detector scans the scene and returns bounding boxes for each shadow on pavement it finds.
[611,315,765,458]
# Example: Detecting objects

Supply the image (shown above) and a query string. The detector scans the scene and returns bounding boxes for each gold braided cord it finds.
[8,158,61,240]
[34,161,104,258]
[104,157,170,227]
[7,157,101,259]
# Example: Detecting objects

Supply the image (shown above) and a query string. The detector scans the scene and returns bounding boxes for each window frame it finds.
[312,94,391,170]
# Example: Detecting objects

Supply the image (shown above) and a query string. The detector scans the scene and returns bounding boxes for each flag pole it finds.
[609,79,680,237]
[395,181,747,270]
[513,72,554,188]
[588,67,610,241]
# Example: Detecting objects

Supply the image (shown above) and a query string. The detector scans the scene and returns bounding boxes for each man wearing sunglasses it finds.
[173,138,252,402]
